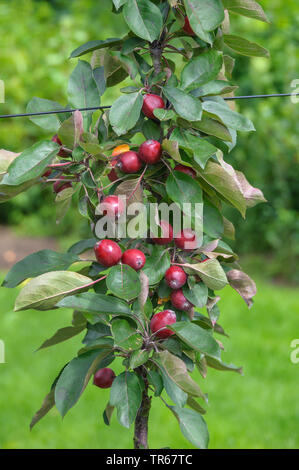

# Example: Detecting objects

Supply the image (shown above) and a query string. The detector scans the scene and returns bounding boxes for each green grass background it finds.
[1,272,298,449]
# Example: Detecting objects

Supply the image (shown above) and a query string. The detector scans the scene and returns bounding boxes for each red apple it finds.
[165,266,187,289]
[118,151,142,174]
[150,310,177,339]
[122,249,146,271]
[174,228,197,251]
[152,220,173,245]
[171,289,193,311]
[142,93,165,120]
[53,176,72,194]
[108,157,119,182]
[93,368,116,388]
[174,164,196,179]
[94,239,122,267]
[100,195,125,218]
[52,134,69,158]
[139,140,162,165]
[183,16,195,36]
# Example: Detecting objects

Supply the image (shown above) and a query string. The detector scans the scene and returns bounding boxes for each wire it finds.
[0,93,298,119]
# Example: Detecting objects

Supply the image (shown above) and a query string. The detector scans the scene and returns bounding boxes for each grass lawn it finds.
[0,272,298,449]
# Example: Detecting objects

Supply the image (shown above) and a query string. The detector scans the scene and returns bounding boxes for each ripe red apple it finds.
[171,289,193,311]
[53,176,72,194]
[122,249,146,271]
[165,266,187,289]
[152,220,173,245]
[174,164,196,179]
[100,195,125,218]
[42,169,52,178]
[174,228,197,251]
[93,368,116,389]
[117,151,142,174]
[108,157,119,182]
[183,16,195,36]
[150,310,177,339]
[139,140,162,165]
[94,239,122,267]
[142,93,165,120]
[52,134,69,158]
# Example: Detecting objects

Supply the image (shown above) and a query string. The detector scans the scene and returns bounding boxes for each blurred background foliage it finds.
[0,0,298,281]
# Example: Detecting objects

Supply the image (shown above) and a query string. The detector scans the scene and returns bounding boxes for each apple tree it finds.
[0,0,269,449]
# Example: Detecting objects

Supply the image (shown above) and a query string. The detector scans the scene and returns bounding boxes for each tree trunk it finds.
[133,370,151,449]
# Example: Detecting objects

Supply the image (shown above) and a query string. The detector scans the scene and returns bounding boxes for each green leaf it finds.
[158,350,203,398]
[26,98,69,132]
[29,366,67,430]
[109,92,143,136]
[166,171,203,224]
[202,98,255,132]
[68,238,98,255]
[169,406,209,449]
[83,322,111,345]
[2,250,79,288]
[106,265,141,301]
[160,367,188,407]
[67,60,100,128]
[129,349,150,369]
[122,37,147,55]
[182,283,208,309]
[184,259,228,290]
[183,115,232,142]
[55,186,74,224]
[227,269,257,308]
[93,66,106,96]
[123,0,163,42]
[200,160,247,216]
[70,38,122,58]
[170,321,221,358]
[224,34,270,58]
[142,245,171,286]
[181,50,223,91]
[14,271,92,312]
[57,292,132,316]
[222,0,269,23]
[111,318,143,351]
[184,0,224,43]
[163,86,202,122]
[110,371,142,428]
[170,129,217,169]
[203,200,224,237]
[191,80,237,98]
[1,140,59,186]
[187,396,207,414]
[205,355,243,374]
[187,0,224,31]
[110,52,138,79]
[103,403,115,426]
[0,150,19,178]
[37,326,85,351]
[103,51,129,88]
[142,119,161,141]
[55,349,112,417]
[147,370,163,397]
[153,108,176,121]
[30,389,55,430]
